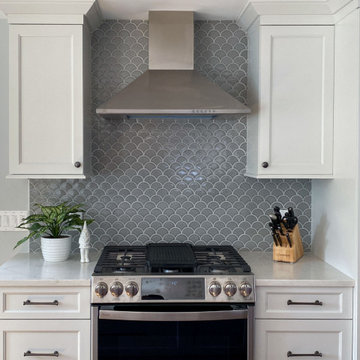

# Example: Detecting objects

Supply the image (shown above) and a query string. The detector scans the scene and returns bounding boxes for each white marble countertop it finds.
[0,252,100,286]
[241,252,355,287]
[0,251,354,288]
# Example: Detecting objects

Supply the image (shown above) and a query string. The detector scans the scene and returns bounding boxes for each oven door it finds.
[92,304,253,360]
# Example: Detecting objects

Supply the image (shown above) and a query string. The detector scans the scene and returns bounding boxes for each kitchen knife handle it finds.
[287,300,323,306]
[287,351,322,357]
[286,233,292,247]
[288,207,295,217]
[271,233,279,247]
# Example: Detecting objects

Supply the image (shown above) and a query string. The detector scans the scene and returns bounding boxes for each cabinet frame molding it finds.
[246,24,335,179]
[8,24,90,178]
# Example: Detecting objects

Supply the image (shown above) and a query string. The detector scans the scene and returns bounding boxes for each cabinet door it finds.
[254,319,351,360]
[9,25,84,177]
[257,26,334,177]
[0,319,90,360]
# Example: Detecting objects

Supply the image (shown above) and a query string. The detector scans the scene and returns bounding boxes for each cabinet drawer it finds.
[0,319,90,360]
[255,287,352,319]
[254,319,352,360]
[0,287,90,319]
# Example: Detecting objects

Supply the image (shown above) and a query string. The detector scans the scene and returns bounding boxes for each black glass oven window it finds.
[98,317,247,360]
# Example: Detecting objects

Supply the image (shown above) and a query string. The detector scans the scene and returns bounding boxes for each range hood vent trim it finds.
[96,11,251,118]
[96,70,251,117]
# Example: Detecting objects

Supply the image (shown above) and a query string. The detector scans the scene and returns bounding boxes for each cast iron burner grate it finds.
[194,246,251,273]
[93,244,252,275]
[93,246,147,274]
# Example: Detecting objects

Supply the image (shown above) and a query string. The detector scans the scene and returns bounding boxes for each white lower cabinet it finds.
[0,319,90,359]
[254,285,353,359]
[0,286,91,359]
[255,319,352,359]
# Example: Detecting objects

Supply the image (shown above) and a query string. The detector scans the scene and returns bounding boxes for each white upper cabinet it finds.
[8,24,91,179]
[246,25,334,178]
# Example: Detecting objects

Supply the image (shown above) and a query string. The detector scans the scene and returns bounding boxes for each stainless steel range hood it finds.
[96,11,250,118]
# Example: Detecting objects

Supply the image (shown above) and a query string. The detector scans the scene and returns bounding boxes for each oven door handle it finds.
[99,309,248,322]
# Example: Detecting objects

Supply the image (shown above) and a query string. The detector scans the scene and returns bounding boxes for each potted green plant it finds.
[16,202,93,262]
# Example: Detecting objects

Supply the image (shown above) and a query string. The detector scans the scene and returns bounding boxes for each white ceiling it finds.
[97,0,249,20]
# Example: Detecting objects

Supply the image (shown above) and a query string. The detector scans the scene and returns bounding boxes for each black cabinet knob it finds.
[74,162,81,168]
[262,162,269,168]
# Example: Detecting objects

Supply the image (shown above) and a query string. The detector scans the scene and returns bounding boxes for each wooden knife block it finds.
[273,224,304,263]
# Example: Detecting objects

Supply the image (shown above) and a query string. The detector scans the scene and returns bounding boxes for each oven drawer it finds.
[0,319,90,360]
[0,286,90,319]
[255,286,352,319]
[94,305,252,360]
[254,319,352,360]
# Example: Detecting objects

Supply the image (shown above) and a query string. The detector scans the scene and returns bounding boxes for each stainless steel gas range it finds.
[91,243,255,360]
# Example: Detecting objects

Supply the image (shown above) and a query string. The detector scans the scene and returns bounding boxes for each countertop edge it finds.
[0,279,91,287]
[255,279,355,287]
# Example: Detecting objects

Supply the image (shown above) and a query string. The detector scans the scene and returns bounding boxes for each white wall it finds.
[0,19,29,264]
[311,8,359,359]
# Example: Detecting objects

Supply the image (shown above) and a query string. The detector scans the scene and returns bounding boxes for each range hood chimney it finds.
[96,11,250,118]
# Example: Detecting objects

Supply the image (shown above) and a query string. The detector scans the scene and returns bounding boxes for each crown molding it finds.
[0,0,102,29]
[237,0,356,30]
[85,0,102,30]
[333,0,359,22]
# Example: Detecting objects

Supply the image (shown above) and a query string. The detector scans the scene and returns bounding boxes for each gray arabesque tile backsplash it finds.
[30,20,311,253]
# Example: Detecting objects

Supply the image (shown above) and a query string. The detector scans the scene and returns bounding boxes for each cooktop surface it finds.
[93,243,252,276]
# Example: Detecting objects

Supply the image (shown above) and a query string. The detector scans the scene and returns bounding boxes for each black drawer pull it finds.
[23,300,59,306]
[287,300,323,306]
[24,351,59,357]
[287,351,322,357]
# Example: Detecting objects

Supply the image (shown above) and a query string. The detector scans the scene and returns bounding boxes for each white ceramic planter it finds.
[41,235,72,262]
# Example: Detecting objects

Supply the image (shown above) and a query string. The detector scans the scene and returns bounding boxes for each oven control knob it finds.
[239,281,252,298]
[224,281,237,297]
[95,282,108,298]
[209,281,222,297]
[125,282,139,297]
[110,281,123,297]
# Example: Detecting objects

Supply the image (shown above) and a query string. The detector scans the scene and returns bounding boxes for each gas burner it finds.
[114,267,136,273]
[210,267,229,274]
[210,268,223,274]
[93,246,147,274]
[116,254,132,262]
[196,265,235,274]
[163,269,179,273]
[208,254,226,261]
